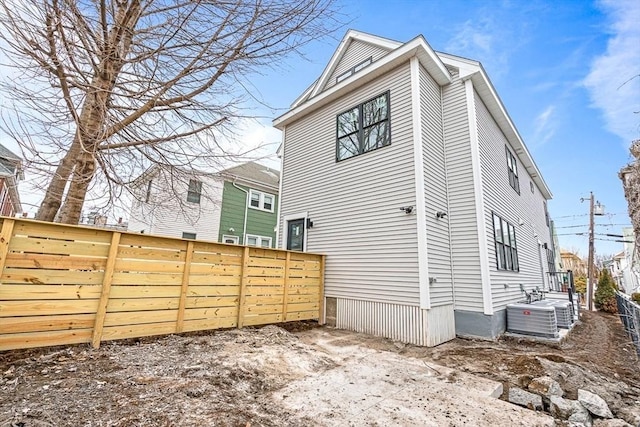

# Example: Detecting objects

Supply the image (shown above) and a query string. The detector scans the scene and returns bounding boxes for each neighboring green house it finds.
[128,162,279,247]
[218,162,279,247]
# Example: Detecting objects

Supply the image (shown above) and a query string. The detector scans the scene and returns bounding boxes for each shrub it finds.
[594,269,617,313]
[632,293,640,304]
[574,275,587,295]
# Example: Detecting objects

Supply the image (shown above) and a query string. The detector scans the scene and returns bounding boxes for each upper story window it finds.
[493,213,519,272]
[249,189,275,212]
[337,91,390,161]
[186,179,202,204]
[505,146,520,194]
[336,57,373,83]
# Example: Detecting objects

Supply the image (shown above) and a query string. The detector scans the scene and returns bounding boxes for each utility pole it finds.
[587,192,595,311]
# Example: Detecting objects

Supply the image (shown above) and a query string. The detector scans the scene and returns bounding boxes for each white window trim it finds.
[245,234,272,248]
[281,212,308,252]
[248,189,275,213]
[222,234,239,244]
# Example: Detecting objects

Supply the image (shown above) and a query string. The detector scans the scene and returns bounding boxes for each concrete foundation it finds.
[325,297,337,327]
[454,309,507,340]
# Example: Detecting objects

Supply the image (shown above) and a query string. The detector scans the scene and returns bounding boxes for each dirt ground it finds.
[0,311,638,426]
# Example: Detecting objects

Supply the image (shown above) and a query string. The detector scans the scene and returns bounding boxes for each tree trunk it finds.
[35,141,81,222]
[58,154,96,224]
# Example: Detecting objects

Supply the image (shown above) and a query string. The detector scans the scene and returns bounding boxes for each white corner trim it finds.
[411,57,430,310]
[281,211,308,251]
[465,79,493,316]
[275,127,285,247]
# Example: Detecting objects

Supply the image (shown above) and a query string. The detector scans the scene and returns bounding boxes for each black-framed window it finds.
[336,57,373,83]
[506,147,520,194]
[493,213,519,271]
[337,91,390,161]
[182,232,196,240]
[186,179,202,204]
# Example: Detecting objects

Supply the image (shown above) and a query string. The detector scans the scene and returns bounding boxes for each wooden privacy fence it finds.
[0,217,325,351]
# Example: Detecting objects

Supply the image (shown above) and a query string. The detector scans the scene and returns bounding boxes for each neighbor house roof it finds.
[219,161,280,191]
[273,30,552,200]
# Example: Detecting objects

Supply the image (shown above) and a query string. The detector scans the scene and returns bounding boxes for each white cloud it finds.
[584,0,640,144]
[532,105,557,146]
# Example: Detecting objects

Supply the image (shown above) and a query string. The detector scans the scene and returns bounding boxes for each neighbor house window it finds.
[145,180,152,203]
[506,147,520,194]
[182,232,196,240]
[246,234,272,248]
[336,57,373,83]
[187,179,202,204]
[337,91,390,161]
[493,213,519,272]
[248,189,275,212]
[222,235,239,244]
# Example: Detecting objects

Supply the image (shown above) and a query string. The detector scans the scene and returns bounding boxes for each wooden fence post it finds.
[0,218,16,275]
[282,252,291,321]
[318,255,326,325]
[237,246,250,328]
[91,232,121,349]
[176,240,194,333]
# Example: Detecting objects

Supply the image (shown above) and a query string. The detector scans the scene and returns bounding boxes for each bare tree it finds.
[0,0,340,223]
[620,140,640,253]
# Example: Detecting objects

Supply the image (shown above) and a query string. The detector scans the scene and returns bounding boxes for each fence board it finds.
[0,217,324,351]
[0,284,102,300]
[1,269,105,285]
[0,329,93,352]
[4,253,107,270]
[1,314,96,334]
[9,236,110,257]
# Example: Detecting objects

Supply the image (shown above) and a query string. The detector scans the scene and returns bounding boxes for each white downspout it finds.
[232,180,249,245]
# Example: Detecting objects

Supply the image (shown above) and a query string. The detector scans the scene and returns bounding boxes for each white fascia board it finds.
[274,37,452,129]
[410,57,430,310]
[465,79,494,316]
[309,30,403,99]
[290,79,317,109]
[438,54,553,201]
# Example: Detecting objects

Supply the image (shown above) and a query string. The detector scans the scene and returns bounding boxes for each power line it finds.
[555,223,631,229]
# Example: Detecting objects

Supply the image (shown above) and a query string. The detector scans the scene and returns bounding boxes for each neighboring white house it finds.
[273,30,554,346]
[620,227,640,294]
[128,162,279,244]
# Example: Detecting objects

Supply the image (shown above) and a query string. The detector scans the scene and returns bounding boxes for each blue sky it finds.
[247,0,640,258]
[2,0,639,259]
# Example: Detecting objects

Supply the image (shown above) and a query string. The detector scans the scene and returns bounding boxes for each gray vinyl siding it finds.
[280,62,420,305]
[474,91,552,311]
[419,64,453,307]
[324,40,392,92]
[441,69,484,312]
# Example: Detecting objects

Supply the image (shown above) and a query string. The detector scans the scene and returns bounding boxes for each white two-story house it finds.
[274,30,554,346]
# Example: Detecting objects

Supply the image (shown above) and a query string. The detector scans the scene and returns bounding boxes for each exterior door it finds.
[287,219,305,251]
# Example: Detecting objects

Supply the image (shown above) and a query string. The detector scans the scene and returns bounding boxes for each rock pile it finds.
[507,376,633,426]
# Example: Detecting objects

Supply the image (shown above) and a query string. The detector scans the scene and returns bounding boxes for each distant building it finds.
[560,251,587,278]
[0,144,23,216]
[128,162,279,247]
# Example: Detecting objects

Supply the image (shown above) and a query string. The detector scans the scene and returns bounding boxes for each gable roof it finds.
[274,31,451,128]
[219,161,280,190]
